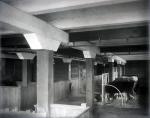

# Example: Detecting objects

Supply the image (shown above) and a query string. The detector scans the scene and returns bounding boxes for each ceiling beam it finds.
[69,37,148,47]
[0,48,85,61]
[112,51,148,55]
[69,41,100,58]
[16,52,35,60]
[0,53,18,59]
[0,48,36,54]
[119,54,149,60]
[70,41,100,53]
[91,37,148,47]
[107,55,126,65]
[0,22,29,35]
[38,1,148,30]
[67,22,147,33]
[105,52,149,61]
[0,1,68,50]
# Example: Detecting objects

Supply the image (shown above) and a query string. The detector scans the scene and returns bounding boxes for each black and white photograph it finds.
[0,0,149,118]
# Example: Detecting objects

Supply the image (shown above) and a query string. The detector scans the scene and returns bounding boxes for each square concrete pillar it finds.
[36,50,54,116]
[122,65,126,75]
[86,58,94,107]
[117,64,122,78]
[108,62,114,82]
[22,60,28,87]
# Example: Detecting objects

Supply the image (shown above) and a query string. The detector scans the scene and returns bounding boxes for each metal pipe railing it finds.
[102,84,124,107]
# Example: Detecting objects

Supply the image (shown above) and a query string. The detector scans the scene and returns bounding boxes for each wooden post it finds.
[86,58,94,107]
[36,50,54,116]
[22,60,28,87]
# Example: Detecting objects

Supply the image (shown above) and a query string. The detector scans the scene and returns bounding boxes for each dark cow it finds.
[105,76,138,102]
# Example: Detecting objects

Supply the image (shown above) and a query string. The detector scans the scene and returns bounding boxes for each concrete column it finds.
[0,58,5,83]
[78,64,81,96]
[68,63,71,81]
[122,65,125,75]
[120,65,123,77]
[22,60,28,87]
[117,64,122,78]
[0,58,3,83]
[27,60,32,83]
[86,58,94,107]
[36,50,54,116]
[108,62,114,82]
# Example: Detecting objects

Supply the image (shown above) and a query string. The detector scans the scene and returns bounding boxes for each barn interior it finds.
[0,0,149,118]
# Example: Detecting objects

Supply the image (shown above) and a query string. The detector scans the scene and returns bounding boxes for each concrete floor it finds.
[93,105,149,118]
[0,106,149,118]
[0,96,149,118]
[55,96,86,105]
[56,96,149,118]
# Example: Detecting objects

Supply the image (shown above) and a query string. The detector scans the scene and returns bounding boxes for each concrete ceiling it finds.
[1,0,144,14]
[0,0,149,60]
[0,0,148,32]
[37,1,148,30]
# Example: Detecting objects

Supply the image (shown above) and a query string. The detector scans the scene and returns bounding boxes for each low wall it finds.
[0,104,90,118]
[0,80,71,110]
[21,81,71,109]
[0,86,21,110]
[21,83,36,110]
[54,80,70,102]
[50,104,90,118]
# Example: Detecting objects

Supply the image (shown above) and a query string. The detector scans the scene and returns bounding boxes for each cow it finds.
[105,76,138,103]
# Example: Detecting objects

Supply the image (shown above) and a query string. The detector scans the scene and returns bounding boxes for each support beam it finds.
[0,48,36,54]
[72,42,100,54]
[0,22,28,35]
[112,56,126,65]
[0,1,68,48]
[91,37,148,47]
[38,1,148,30]
[113,51,149,55]
[36,50,54,116]
[22,60,28,87]
[119,54,149,60]
[69,41,100,58]
[68,22,147,32]
[86,59,94,107]
[16,52,35,60]
[0,53,18,59]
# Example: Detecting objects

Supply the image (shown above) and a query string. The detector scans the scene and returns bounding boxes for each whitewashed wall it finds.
[54,80,70,102]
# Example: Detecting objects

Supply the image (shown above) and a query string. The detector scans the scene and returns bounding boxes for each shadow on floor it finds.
[92,105,149,118]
